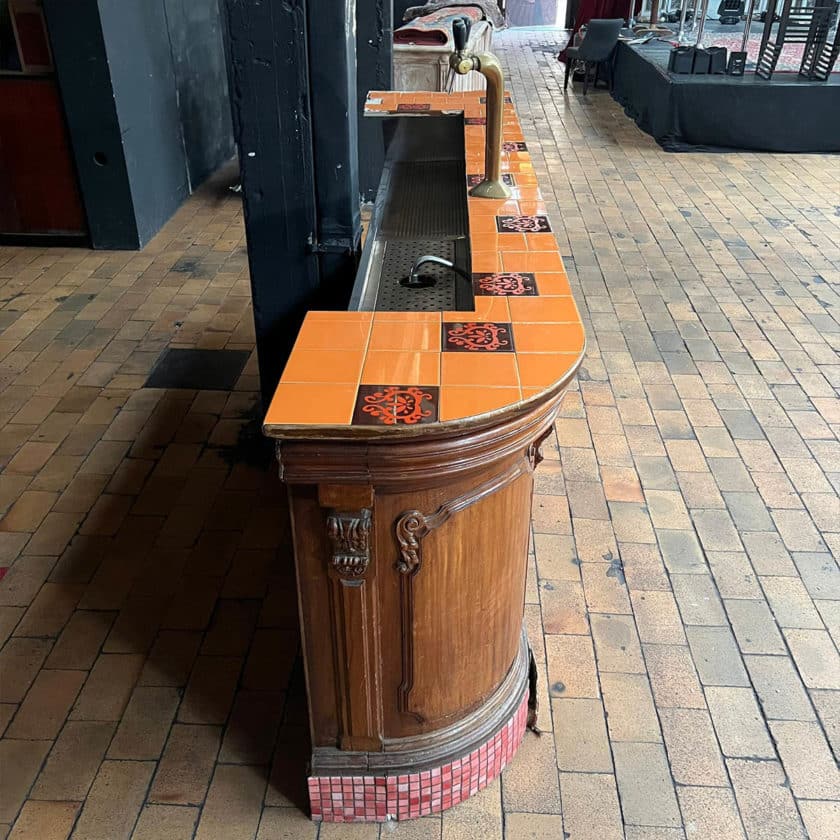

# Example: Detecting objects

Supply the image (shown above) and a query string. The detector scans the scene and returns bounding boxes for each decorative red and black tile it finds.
[467,173,515,188]
[443,322,515,352]
[502,141,527,152]
[397,103,431,112]
[465,117,486,125]
[473,272,538,297]
[496,215,552,234]
[353,385,439,426]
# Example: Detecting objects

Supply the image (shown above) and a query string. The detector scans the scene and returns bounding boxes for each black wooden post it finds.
[305,0,363,303]
[356,0,394,201]
[224,0,364,405]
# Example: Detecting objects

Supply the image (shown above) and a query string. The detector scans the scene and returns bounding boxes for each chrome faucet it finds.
[449,17,511,200]
[402,255,470,288]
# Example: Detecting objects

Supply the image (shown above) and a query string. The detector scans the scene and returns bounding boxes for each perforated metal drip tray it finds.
[379,161,469,241]
[376,240,456,312]
[349,114,474,313]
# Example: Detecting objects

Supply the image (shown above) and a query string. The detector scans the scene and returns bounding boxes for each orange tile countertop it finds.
[263,90,585,437]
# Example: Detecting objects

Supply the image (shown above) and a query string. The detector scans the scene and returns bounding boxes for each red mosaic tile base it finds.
[308,690,529,823]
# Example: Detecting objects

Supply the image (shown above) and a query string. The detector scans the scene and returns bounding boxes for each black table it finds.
[611,40,840,153]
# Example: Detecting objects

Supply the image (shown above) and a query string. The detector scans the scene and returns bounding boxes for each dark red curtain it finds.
[559,0,642,61]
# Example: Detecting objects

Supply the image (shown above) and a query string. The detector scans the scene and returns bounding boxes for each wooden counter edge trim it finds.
[263,346,586,442]
[311,628,530,775]
[274,368,578,488]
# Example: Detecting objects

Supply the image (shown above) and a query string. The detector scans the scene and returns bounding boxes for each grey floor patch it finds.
[145,349,250,391]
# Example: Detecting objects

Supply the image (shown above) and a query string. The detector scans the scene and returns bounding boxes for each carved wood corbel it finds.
[321,501,382,751]
[326,509,372,579]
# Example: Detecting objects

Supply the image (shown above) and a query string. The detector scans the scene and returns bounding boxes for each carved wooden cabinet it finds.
[270,387,572,822]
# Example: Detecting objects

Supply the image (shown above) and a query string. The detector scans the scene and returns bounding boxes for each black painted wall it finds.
[164,0,234,188]
[99,0,189,247]
[45,0,140,249]
[223,0,320,403]
[394,0,415,25]
[44,0,234,249]
[357,0,393,201]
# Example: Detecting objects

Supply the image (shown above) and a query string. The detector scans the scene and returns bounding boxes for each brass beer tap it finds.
[449,17,512,200]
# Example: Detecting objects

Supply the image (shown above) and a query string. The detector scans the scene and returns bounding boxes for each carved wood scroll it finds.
[528,425,553,470]
[395,461,529,578]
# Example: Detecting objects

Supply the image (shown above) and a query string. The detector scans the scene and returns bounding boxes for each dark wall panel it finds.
[44,0,139,249]
[98,0,189,247]
[45,0,233,250]
[164,0,235,188]
[357,0,392,201]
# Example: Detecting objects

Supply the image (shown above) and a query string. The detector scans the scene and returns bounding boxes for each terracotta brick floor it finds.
[1,28,839,840]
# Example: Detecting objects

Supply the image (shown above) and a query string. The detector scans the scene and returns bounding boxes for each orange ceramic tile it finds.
[508,297,579,323]
[441,353,518,388]
[468,215,501,235]
[372,311,441,323]
[468,199,520,216]
[365,93,397,111]
[428,92,459,108]
[306,310,374,322]
[471,233,527,252]
[525,233,558,252]
[471,251,503,273]
[513,172,539,185]
[280,349,365,384]
[439,386,522,422]
[294,319,371,351]
[444,297,511,322]
[361,351,440,386]
[533,273,572,295]
[264,383,356,428]
[501,251,565,272]
[512,322,586,354]
[516,354,575,389]
[369,322,440,351]
[512,188,542,202]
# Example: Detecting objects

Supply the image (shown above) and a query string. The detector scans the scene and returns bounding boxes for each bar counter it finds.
[263,89,585,823]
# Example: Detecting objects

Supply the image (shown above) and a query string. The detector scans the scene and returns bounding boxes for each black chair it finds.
[563,19,625,95]
[717,0,745,23]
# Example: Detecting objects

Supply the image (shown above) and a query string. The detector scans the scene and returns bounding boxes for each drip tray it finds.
[378,161,469,241]
[375,240,457,312]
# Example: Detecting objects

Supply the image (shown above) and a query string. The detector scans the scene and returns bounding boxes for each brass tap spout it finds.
[450,18,511,200]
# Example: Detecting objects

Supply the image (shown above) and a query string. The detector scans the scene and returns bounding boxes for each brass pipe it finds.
[450,49,512,200]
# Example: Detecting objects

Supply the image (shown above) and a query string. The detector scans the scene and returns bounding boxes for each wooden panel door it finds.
[1,0,85,234]
[0,77,86,235]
